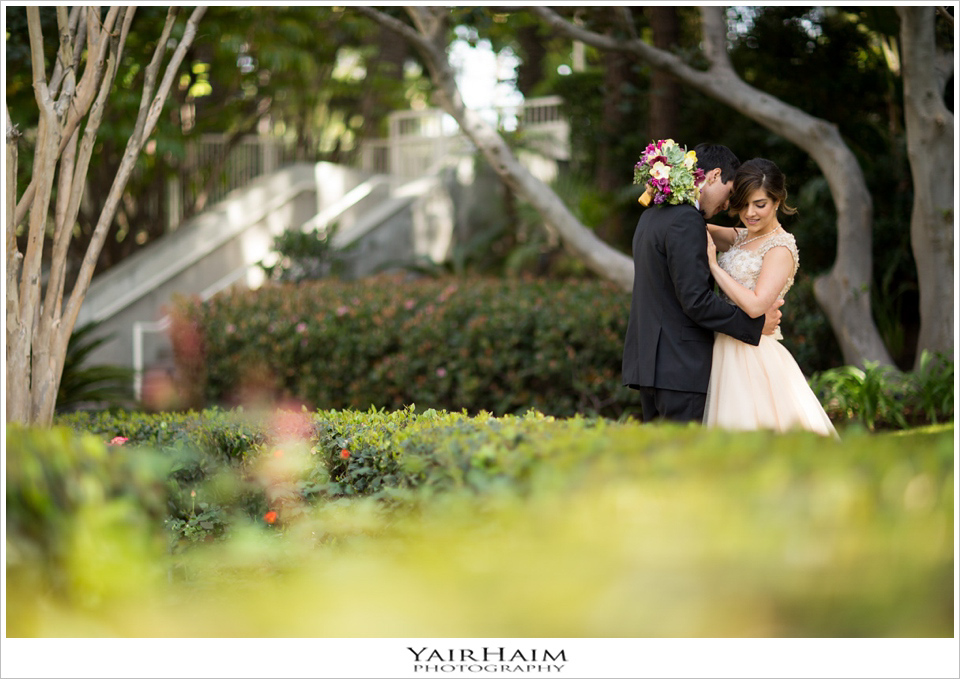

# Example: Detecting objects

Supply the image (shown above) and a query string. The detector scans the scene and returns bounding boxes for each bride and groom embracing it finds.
[622,142,837,438]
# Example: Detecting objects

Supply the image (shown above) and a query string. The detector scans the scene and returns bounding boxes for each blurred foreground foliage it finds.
[6,408,954,637]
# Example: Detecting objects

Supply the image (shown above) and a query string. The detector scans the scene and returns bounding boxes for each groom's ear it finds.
[706,167,721,184]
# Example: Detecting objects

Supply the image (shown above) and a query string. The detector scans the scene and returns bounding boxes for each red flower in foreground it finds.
[340,448,351,459]
[264,511,278,524]
[108,436,129,446]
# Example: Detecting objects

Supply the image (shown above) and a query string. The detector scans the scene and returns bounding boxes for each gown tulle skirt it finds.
[704,333,839,438]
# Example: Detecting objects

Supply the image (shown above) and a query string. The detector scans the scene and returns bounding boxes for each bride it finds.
[704,158,838,438]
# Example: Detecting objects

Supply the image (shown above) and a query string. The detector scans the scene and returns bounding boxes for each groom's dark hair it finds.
[694,143,740,183]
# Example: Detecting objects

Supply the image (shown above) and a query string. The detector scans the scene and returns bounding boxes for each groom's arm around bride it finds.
[621,143,781,424]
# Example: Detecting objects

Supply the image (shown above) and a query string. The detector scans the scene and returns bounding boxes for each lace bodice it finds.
[716,228,799,301]
[716,229,799,342]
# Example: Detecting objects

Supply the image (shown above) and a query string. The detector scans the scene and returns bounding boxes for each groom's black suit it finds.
[622,203,763,422]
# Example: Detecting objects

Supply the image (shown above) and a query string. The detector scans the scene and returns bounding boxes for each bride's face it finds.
[738,188,779,233]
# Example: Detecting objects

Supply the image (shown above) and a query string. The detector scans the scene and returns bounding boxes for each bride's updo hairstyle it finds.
[727,158,798,218]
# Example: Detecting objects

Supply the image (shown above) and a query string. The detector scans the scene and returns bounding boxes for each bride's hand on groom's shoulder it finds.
[706,223,738,251]
[706,232,718,266]
[761,299,784,335]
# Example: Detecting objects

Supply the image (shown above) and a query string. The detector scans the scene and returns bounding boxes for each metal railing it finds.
[164,97,568,228]
[166,134,302,228]
[357,96,569,178]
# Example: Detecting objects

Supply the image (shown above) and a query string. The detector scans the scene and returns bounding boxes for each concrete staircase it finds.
[76,161,460,397]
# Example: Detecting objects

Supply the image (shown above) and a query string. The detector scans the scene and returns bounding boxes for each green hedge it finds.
[9,409,955,637]
[170,275,953,430]
[171,275,642,418]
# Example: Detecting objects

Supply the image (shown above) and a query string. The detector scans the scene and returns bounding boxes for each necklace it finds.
[740,225,782,247]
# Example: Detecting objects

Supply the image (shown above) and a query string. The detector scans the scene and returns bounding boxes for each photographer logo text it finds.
[409,647,567,673]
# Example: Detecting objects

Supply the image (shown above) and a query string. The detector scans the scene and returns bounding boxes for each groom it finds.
[622,143,782,423]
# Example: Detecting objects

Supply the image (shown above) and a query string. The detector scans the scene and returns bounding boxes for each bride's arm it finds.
[706,223,740,252]
[706,239,794,318]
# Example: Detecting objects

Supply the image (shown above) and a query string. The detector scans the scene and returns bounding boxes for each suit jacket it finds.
[622,203,763,393]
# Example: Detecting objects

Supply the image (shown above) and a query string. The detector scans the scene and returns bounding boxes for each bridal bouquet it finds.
[633,139,705,207]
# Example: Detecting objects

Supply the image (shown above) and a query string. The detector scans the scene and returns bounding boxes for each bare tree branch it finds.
[5,105,22,321]
[48,6,73,97]
[530,6,892,367]
[26,7,51,98]
[49,125,78,307]
[357,5,634,290]
[64,11,130,236]
[700,6,733,72]
[62,7,208,340]
[617,7,638,41]
[69,7,88,79]
[22,8,61,312]
[13,6,121,229]
[130,8,179,146]
[355,7,423,49]
[13,8,64,422]
[8,5,208,423]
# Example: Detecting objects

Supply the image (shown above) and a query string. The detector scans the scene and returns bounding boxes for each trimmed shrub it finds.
[11,408,955,638]
[171,275,643,419]
[170,274,952,431]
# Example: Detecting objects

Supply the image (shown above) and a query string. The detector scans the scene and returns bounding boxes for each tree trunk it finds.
[596,45,630,193]
[355,6,634,291]
[6,6,207,426]
[897,6,954,367]
[6,107,26,423]
[595,12,631,245]
[531,6,894,368]
[515,22,547,97]
[646,6,681,140]
[358,22,409,142]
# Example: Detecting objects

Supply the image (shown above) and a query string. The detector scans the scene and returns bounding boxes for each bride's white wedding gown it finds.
[703,229,839,438]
